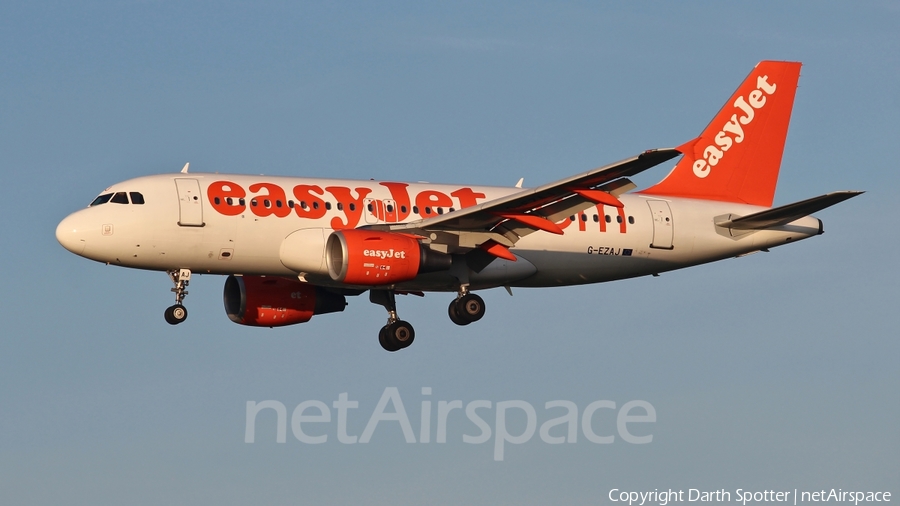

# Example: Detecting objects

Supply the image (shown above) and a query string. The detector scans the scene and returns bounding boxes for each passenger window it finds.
[288,200,294,208]
[313,202,319,210]
[628,216,634,224]
[129,192,145,205]
[437,207,443,215]
[425,207,432,215]
[616,215,622,223]
[111,192,129,204]
[275,200,283,208]
[325,202,332,210]
[570,216,575,222]
[239,198,245,206]
[90,193,113,206]
[593,215,599,223]
[580,214,587,221]
[263,199,271,208]
[413,206,419,214]
[226,197,233,205]
[367,203,374,212]
[337,203,343,211]
[386,204,393,212]
[401,206,408,213]
[349,203,356,211]
[605,215,611,223]
[250,199,258,207]
[214,197,221,205]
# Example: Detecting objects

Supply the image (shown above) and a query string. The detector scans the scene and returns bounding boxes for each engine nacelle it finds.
[223,275,346,327]
[325,230,451,285]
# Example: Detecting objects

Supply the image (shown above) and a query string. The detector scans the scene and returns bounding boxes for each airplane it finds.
[56,60,861,352]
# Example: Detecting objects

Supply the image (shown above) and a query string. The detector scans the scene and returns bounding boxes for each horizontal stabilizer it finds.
[716,191,863,230]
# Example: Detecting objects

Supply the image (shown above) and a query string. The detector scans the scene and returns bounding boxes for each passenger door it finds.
[175,178,204,227]
[647,200,673,249]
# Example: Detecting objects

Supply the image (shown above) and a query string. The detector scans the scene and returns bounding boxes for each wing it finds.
[373,148,682,266]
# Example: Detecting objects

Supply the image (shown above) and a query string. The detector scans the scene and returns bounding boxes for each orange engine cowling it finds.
[325,230,451,285]
[223,275,346,327]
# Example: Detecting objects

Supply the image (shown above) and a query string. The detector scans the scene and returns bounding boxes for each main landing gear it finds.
[370,290,415,352]
[164,268,191,325]
[369,286,487,352]
[448,286,485,326]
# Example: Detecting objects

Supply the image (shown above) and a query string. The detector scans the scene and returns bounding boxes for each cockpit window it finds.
[90,193,113,206]
[90,191,146,206]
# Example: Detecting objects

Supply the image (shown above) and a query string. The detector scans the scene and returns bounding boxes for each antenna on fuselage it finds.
[515,178,524,188]
[181,163,190,174]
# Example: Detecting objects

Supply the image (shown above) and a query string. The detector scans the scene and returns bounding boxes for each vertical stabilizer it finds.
[641,61,802,207]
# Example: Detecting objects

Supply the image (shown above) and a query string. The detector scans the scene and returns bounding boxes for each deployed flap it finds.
[384,148,680,244]
[716,191,863,230]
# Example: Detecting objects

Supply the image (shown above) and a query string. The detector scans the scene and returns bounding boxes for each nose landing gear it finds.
[164,269,191,325]
[164,304,188,325]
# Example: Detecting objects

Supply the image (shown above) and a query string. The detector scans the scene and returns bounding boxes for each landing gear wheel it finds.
[164,304,188,325]
[165,269,191,325]
[370,290,416,352]
[448,299,469,326]
[378,326,398,352]
[457,293,485,323]
[379,321,414,352]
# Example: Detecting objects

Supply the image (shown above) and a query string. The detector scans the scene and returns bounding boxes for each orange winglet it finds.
[480,240,517,262]
[573,189,624,208]
[495,213,564,235]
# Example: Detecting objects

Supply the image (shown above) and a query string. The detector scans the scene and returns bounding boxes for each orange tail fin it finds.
[641,61,802,207]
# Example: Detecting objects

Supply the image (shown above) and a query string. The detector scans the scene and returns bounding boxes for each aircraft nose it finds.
[56,212,87,255]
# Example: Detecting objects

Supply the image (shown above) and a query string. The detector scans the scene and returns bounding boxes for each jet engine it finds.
[223,275,346,327]
[325,230,451,285]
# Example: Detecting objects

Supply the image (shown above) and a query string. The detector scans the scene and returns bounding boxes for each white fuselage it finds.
[56,173,822,292]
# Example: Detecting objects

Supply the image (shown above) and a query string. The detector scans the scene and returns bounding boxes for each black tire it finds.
[165,304,187,325]
[378,326,399,352]
[458,293,485,323]
[384,320,415,350]
[448,299,469,326]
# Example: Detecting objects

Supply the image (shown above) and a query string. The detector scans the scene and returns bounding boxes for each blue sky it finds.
[1,2,897,504]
